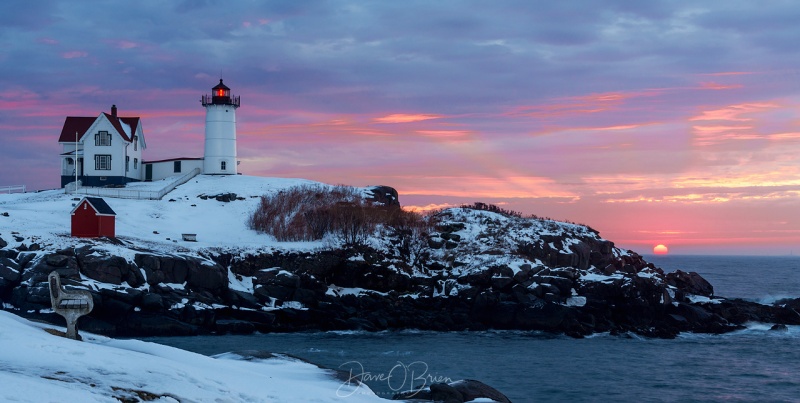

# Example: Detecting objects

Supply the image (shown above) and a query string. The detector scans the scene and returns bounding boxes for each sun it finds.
[653,244,669,255]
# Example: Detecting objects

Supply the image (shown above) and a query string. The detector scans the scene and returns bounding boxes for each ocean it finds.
[144,255,800,402]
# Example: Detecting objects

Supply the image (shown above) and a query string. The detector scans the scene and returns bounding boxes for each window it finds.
[95,131,111,146]
[126,156,130,172]
[220,161,227,171]
[134,136,138,151]
[174,161,182,173]
[95,155,111,170]
[134,158,138,169]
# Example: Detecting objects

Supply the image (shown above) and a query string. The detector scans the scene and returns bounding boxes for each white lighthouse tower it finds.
[201,79,240,175]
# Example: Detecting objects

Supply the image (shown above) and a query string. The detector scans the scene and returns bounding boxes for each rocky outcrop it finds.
[365,185,400,207]
[1,205,797,339]
[393,379,511,403]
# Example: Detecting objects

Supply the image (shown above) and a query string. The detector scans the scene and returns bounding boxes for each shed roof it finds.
[70,197,116,216]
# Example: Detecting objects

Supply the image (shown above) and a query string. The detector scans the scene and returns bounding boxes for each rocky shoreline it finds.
[3,205,799,340]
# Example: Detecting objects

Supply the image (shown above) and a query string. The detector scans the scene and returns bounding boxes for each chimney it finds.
[111,104,117,117]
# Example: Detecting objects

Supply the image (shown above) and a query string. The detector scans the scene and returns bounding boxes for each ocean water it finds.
[145,256,800,402]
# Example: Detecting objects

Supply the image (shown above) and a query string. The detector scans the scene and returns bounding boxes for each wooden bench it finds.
[48,272,94,340]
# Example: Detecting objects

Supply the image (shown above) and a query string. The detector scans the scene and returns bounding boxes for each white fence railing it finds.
[66,168,201,200]
[0,185,26,194]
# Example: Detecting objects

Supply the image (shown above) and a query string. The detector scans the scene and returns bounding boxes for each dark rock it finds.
[141,293,164,310]
[366,185,400,207]
[261,284,295,301]
[770,324,788,332]
[0,259,21,282]
[23,254,80,284]
[186,258,227,292]
[215,319,256,334]
[428,238,444,249]
[516,302,567,329]
[45,254,70,267]
[16,251,36,268]
[430,383,463,403]
[491,277,514,291]
[393,379,510,403]
[450,379,512,403]
[667,270,714,297]
[79,252,130,285]
[225,289,262,309]
[441,233,461,242]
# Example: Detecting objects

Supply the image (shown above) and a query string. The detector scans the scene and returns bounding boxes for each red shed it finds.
[71,197,116,238]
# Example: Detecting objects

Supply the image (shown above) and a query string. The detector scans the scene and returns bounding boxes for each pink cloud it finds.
[588,124,650,131]
[698,82,743,90]
[690,103,779,122]
[114,40,140,49]
[506,90,661,119]
[697,71,756,77]
[415,130,472,137]
[62,51,88,59]
[373,113,444,123]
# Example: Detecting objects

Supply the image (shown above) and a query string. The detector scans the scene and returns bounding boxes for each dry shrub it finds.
[460,202,523,218]
[249,184,433,246]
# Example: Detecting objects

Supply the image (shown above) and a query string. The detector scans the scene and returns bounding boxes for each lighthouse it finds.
[201,79,240,175]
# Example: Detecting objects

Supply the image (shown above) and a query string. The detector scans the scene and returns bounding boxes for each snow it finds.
[686,294,722,304]
[580,272,624,283]
[327,285,388,297]
[228,269,255,293]
[119,120,132,138]
[0,310,381,402]
[0,175,329,255]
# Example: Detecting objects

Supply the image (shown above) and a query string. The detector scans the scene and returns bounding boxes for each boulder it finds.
[186,259,227,292]
[140,293,164,310]
[0,260,21,282]
[666,270,714,297]
[80,254,128,285]
[23,253,80,284]
[392,379,510,403]
[366,185,400,207]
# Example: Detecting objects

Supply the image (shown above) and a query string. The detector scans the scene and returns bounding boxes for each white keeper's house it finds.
[58,79,240,188]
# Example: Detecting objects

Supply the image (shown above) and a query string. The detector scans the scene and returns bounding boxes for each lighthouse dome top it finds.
[202,79,240,108]
[212,79,230,92]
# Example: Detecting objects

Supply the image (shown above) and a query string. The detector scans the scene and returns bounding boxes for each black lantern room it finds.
[201,79,240,108]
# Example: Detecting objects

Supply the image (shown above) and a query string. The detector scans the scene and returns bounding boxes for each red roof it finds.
[58,114,140,143]
[58,117,96,143]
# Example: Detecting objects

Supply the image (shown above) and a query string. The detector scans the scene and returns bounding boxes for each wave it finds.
[748,294,800,305]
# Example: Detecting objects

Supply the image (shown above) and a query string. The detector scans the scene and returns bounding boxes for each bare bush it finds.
[249,184,434,247]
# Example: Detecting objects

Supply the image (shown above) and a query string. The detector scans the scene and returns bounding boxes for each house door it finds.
[145,164,152,181]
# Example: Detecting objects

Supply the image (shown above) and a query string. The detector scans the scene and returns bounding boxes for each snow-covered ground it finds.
[0,175,328,255]
[0,310,382,402]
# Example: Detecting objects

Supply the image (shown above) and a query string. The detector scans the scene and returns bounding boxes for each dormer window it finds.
[95,131,111,146]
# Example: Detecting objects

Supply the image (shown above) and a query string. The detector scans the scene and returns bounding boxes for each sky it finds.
[1,0,799,255]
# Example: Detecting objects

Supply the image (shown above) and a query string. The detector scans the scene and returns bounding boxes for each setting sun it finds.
[653,244,669,255]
